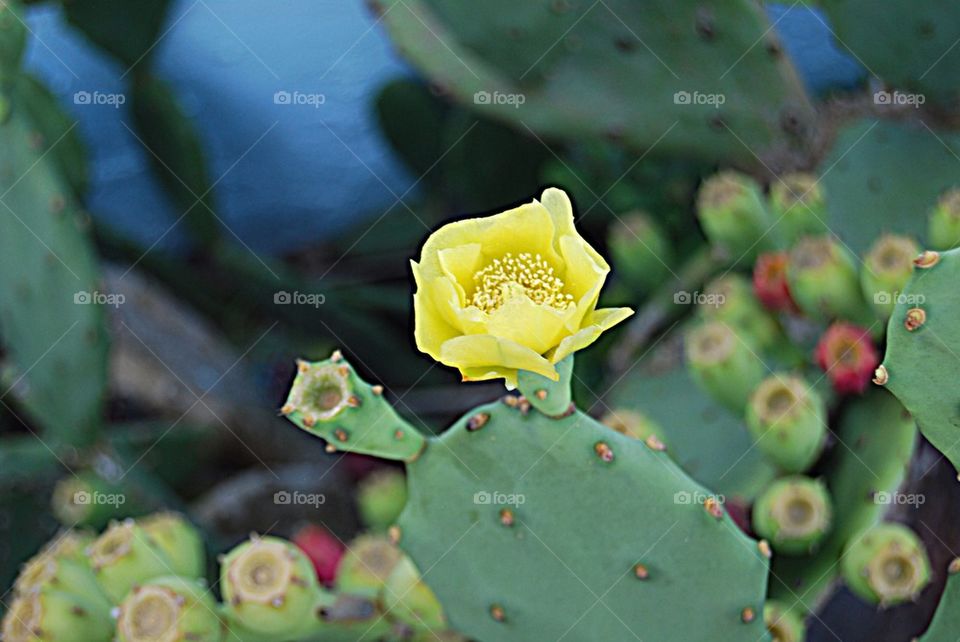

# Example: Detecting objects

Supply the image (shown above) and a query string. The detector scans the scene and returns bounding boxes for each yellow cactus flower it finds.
[411,188,633,387]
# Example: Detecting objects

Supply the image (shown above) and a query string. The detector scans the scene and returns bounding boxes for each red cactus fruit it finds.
[814,323,879,394]
[292,524,345,586]
[752,251,797,312]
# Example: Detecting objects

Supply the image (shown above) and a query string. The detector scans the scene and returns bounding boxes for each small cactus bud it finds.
[139,512,206,579]
[696,171,773,263]
[752,251,798,313]
[116,576,223,642]
[841,523,931,606]
[814,322,880,395]
[2,587,113,642]
[769,173,829,245]
[928,188,960,250]
[383,555,446,631]
[686,321,765,414]
[335,535,403,599]
[291,524,345,586]
[763,600,805,642]
[787,235,871,324]
[860,234,918,319]
[752,476,832,554]
[699,274,783,352]
[221,536,322,637]
[746,375,827,473]
[357,468,408,533]
[607,211,674,291]
[88,520,174,603]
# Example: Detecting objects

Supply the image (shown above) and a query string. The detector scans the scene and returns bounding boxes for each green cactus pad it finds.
[919,559,960,641]
[769,391,916,614]
[374,0,815,167]
[879,247,960,471]
[0,0,26,88]
[395,399,770,641]
[0,103,108,447]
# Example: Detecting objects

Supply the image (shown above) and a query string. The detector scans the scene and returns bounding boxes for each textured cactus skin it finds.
[287,355,770,641]
[880,247,960,470]
[919,560,960,642]
[373,0,814,167]
[820,0,960,105]
[0,98,108,447]
[769,391,916,613]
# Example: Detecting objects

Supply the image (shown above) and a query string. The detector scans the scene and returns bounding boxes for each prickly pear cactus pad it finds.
[920,559,960,642]
[374,0,815,166]
[395,398,770,641]
[879,248,960,471]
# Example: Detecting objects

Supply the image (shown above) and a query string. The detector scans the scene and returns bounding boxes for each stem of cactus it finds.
[282,351,425,461]
[516,356,573,416]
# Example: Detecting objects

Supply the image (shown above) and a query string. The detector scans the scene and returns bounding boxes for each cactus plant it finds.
[928,189,960,250]
[745,374,827,474]
[919,559,960,641]
[357,469,409,533]
[752,475,832,555]
[696,171,773,263]
[87,519,175,603]
[840,522,931,606]
[115,576,224,642]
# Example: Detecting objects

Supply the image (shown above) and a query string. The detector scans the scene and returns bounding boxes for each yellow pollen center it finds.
[471,252,573,313]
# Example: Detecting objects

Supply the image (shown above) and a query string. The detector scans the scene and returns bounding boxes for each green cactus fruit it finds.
[287,354,771,641]
[607,211,674,292]
[746,374,826,473]
[696,171,772,263]
[1,587,113,642]
[220,535,323,638]
[50,473,126,529]
[699,274,783,352]
[88,519,174,603]
[600,408,668,451]
[383,555,446,632]
[928,188,960,251]
[685,320,765,414]
[879,248,960,471]
[116,576,224,642]
[860,234,918,320]
[919,558,960,642]
[763,600,805,642]
[140,512,206,578]
[358,470,409,533]
[840,522,931,606]
[14,548,110,611]
[0,0,26,87]
[752,476,832,554]
[768,172,829,246]
[335,535,403,599]
[282,352,425,461]
[787,235,871,324]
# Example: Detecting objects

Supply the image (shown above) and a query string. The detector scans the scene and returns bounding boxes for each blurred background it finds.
[2,1,960,640]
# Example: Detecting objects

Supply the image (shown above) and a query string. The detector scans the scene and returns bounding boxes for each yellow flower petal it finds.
[437,243,483,303]
[549,307,634,363]
[439,335,558,381]
[485,296,572,355]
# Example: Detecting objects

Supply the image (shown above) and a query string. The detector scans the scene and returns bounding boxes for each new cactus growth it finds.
[357,469,408,533]
[928,188,960,250]
[769,173,829,245]
[686,320,765,414]
[814,322,879,395]
[763,600,805,642]
[139,512,206,579]
[382,555,446,632]
[116,576,224,642]
[752,476,832,554]
[753,251,797,313]
[787,235,870,324]
[840,523,930,606]
[746,374,826,473]
[919,559,960,641]
[88,519,174,603]
[220,535,321,638]
[699,274,783,351]
[860,234,918,319]
[696,171,772,262]
[334,534,403,599]
[1,587,113,642]
[14,548,110,610]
